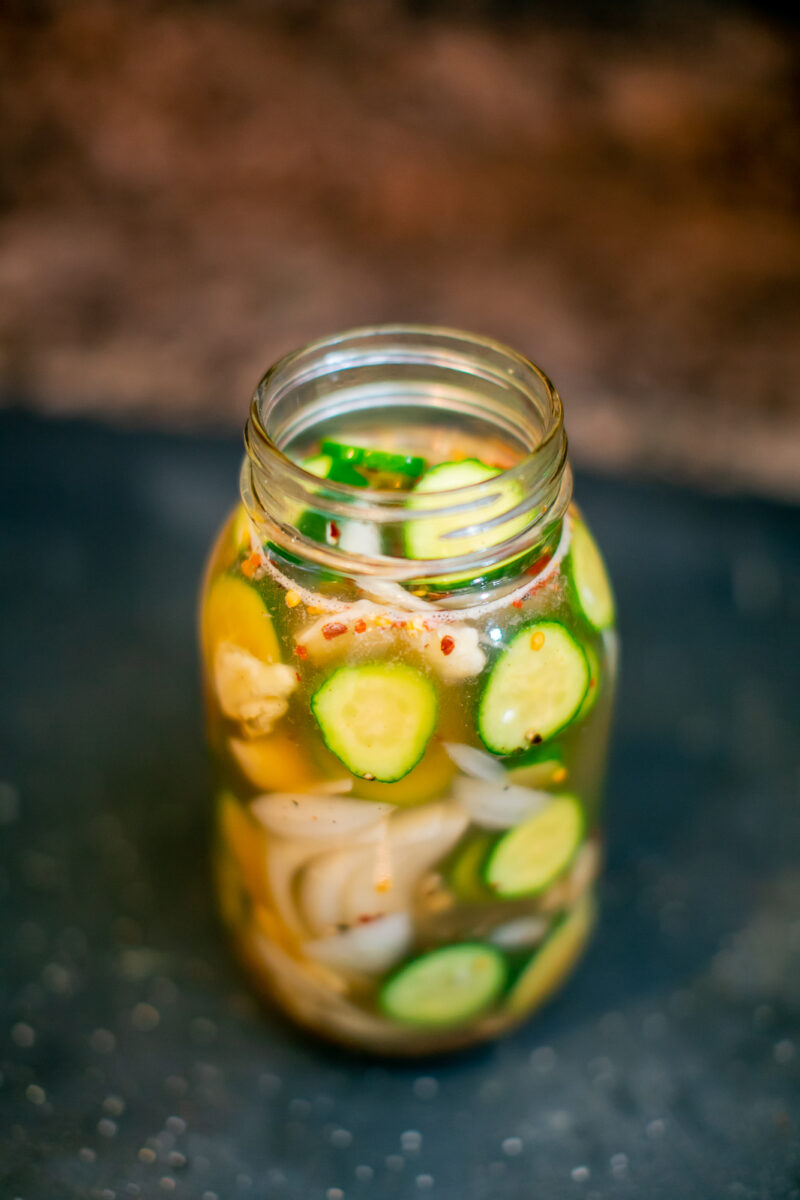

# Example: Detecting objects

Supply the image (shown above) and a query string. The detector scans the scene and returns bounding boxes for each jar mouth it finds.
[243,324,571,587]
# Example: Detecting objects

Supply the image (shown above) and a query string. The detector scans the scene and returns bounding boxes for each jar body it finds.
[200,330,617,1054]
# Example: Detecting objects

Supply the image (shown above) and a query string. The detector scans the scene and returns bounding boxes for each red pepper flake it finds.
[440,635,455,656]
[357,913,380,924]
[526,552,553,577]
[588,677,596,689]
[328,520,340,541]
[295,671,302,682]
[240,551,262,579]
[512,598,523,609]
[353,618,367,634]
[296,644,308,659]
[322,621,347,640]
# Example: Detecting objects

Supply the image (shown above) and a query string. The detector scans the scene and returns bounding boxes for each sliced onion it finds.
[248,929,411,1046]
[353,577,437,611]
[265,837,330,934]
[603,627,619,675]
[340,802,468,928]
[299,801,468,935]
[249,928,348,996]
[338,520,382,558]
[443,741,507,782]
[251,794,394,840]
[565,840,601,905]
[299,842,372,936]
[453,777,551,830]
[388,799,469,846]
[305,913,412,975]
[489,916,549,949]
[317,777,355,795]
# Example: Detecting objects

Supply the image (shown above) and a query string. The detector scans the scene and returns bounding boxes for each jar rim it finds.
[248,323,564,495]
[242,324,572,589]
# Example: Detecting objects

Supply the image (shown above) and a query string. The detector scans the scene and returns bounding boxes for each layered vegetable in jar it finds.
[200,327,617,1054]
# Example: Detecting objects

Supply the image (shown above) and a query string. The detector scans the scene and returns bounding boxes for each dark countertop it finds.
[1,412,798,1200]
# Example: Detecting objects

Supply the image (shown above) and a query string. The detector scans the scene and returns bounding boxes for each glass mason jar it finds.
[200,326,617,1055]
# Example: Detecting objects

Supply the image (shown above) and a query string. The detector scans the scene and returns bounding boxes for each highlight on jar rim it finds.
[200,324,617,1054]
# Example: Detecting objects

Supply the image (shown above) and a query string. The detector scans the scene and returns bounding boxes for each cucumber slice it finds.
[570,522,615,630]
[321,439,426,478]
[575,642,601,722]
[447,834,493,902]
[203,573,279,665]
[405,460,527,567]
[485,794,584,898]
[296,454,368,550]
[301,453,368,488]
[350,741,455,806]
[478,621,589,755]
[380,943,507,1027]
[506,744,567,790]
[311,662,437,782]
[506,892,595,1015]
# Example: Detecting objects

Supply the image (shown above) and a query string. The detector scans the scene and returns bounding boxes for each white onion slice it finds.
[489,916,549,949]
[251,794,394,840]
[299,801,468,935]
[338,520,382,558]
[249,929,348,995]
[317,777,355,795]
[453,777,551,830]
[304,913,412,975]
[443,742,508,782]
[603,627,619,675]
[264,837,331,934]
[299,842,373,936]
[340,802,467,927]
[247,930,411,1046]
[353,577,437,611]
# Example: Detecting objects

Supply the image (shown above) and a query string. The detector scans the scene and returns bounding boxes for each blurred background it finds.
[1,0,799,496]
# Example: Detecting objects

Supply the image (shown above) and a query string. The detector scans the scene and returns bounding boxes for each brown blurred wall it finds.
[1,1,799,496]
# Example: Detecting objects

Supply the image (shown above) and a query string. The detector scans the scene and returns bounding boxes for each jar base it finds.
[224,891,598,1058]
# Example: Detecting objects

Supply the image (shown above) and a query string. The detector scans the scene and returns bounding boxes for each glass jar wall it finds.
[200,327,617,1054]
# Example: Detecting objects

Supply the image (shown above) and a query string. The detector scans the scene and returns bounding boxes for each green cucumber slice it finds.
[506,744,568,790]
[405,460,527,571]
[311,662,437,782]
[478,621,589,755]
[506,892,595,1015]
[301,453,368,488]
[485,794,584,898]
[570,522,615,630]
[295,454,368,548]
[574,642,601,722]
[447,834,493,903]
[321,439,426,478]
[380,942,507,1027]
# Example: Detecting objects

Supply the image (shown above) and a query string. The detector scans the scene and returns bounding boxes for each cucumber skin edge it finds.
[568,524,616,632]
[476,620,591,757]
[378,942,508,1026]
[483,795,586,901]
[310,664,438,784]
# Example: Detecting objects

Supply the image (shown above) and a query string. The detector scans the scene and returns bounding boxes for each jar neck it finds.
[241,325,572,604]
